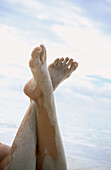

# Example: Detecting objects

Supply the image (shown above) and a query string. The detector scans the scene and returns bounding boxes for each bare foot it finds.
[48,57,78,90]
[24,44,53,101]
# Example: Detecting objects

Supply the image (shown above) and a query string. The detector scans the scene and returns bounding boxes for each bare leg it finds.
[24,44,69,169]
[4,101,37,170]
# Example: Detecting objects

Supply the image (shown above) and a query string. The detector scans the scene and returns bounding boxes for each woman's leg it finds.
[3,101,37,170]
[23,44,78,170]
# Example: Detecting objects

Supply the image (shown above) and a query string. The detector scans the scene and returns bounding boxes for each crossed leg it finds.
[0,45,78,170]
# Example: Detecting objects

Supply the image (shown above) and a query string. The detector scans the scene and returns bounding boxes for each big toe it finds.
[31,47,42,59]
[70,62,78,72]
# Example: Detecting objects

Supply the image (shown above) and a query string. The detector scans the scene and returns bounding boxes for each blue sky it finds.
[70,0,111,33]
[0,0,111,142]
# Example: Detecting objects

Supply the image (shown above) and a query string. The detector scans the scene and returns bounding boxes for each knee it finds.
[0,144,10,163]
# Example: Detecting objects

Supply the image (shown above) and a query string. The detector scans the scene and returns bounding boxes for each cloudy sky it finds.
[0,0,111,108]
[0,0,111,146]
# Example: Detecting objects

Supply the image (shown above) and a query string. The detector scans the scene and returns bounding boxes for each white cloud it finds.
[4,0,82,25]
[0,25,31,65]
[105,0,111,4]
[52,21,111,79]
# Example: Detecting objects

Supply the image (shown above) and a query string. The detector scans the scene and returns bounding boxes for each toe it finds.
[31,47,42,59]
[54,58,59,65]
[58,57,64,66]
[61,57,64,63]
[69,62,78,72]
[63,57,69,65]
[40,44,46,63]
[66,58,73,68]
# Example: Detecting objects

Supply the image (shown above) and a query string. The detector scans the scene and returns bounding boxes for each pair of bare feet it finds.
[24,44,78,100]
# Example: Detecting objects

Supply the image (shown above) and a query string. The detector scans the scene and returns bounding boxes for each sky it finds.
[0,0,111,168]
[0,0,111,109]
